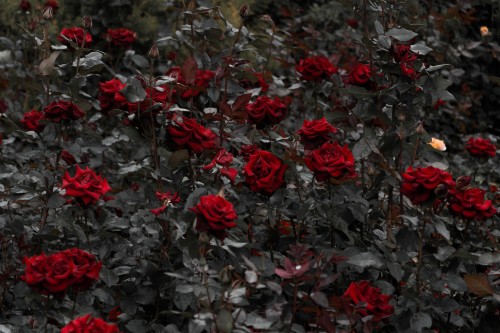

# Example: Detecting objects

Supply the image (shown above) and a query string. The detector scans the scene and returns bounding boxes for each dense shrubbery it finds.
[0,0,499,332]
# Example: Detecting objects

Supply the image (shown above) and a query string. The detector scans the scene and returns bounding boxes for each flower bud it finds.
[239,4,250,17]
[219,265,233,284]
[19,0,31,12]
[455,176,471,191]
[416,122,425,135]
[82,16,92,29]
[434,183,449,198]
[148,43,159,59]
[42,6,53,20]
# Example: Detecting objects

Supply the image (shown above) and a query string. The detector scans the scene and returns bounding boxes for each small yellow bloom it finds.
[428,137,446,151]
[480,26,490,37]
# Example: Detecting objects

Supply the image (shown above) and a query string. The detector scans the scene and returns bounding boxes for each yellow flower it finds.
[480,26,490,37]
[428,137,446,151]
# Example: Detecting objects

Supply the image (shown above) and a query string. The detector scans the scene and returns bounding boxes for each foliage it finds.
[0,0,499,332]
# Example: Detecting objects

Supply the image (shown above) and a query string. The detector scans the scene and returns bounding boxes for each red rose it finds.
[392,45,417,63]
[43,100,85,123]
[190,194,238,240]
[401,166,455,205]
[246,96,287,128]
[106,28,137,48]
[61,150,77,165]
[343,281,394,322]
[58,27,92,47]
[62,165,112,206]
[19,0,31,12]
[400,62,418,80]
[296,55,337,82]
[304,141,357,182]
[297,117,337,150]
[108,306,122,322]
[240,144,258,161]
[60,248,102,290]
[167,115,218,153]
[99,78,126,112]
[243,150,288,194]
[21,253,48,286]
[42,252,75,293]
[433,99,446,110]
[20,110,45,132]
[61,314,120,333]
[466,138,496,158]
[449,188,497,220]
[181,69,215,99]
[347,63,373,85]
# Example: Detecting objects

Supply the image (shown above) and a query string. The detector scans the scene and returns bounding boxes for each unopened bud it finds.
[148,43,159,59]
[416,122,425,135]
[42,6,53,20]
[397,112,406,122]
[219,265,233,284]
[82,16,92,29]
[434,184,449,198]
[239,4,250,17]
[455,176,471,191]
[19,0,31,12]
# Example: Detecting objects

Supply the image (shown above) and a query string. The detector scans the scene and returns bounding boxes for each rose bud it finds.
[82,16,92,29]
[434,183,449,198]
[455,175,471,191]
[148,43,159,59]
[239,4,250,17]
[42,6,53,20]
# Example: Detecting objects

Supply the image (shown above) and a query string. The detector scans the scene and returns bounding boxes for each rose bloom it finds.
[401,166,455,205]
[181,69,215,99]
[243,149,288,194]
[449,188,497,220]
[190,194,238,240]
[60,248,102,290]
[392,45,417,63]
[61,314,120,333]
[246,96,287,128]
[304,141,357,182]
[62,165,112,206]
[41,252,75,293]
[99,78,126,112]
[297,117,337,150]
[428,137,446,151]
[347,63,373,86]
[43,100,85,123]
[343,281,394,322]
[20,253,48,287]
[466,137,496,158]
[167,115,218,153]
[240,144,258,161]
[296,55,337,82]
[20,110,45,132]
[106,28,137,48]
[58,27,92,47]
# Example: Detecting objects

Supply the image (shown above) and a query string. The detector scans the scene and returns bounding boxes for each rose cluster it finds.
[61,314,120,333]
[191,194,238,240]
[400,166,455,205]
[296,55,337,82]
[343,281,394,322]
[21,248,102,294]
[20,100,86,132]
[246,96,288,128]
[62,166,112,206]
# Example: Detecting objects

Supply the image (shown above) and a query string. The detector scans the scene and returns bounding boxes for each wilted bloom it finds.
[428,137,446,151]
[150,191,180,216]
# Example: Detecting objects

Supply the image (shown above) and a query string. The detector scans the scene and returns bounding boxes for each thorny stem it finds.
[416,217,429,299]
[147,60,162,192]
